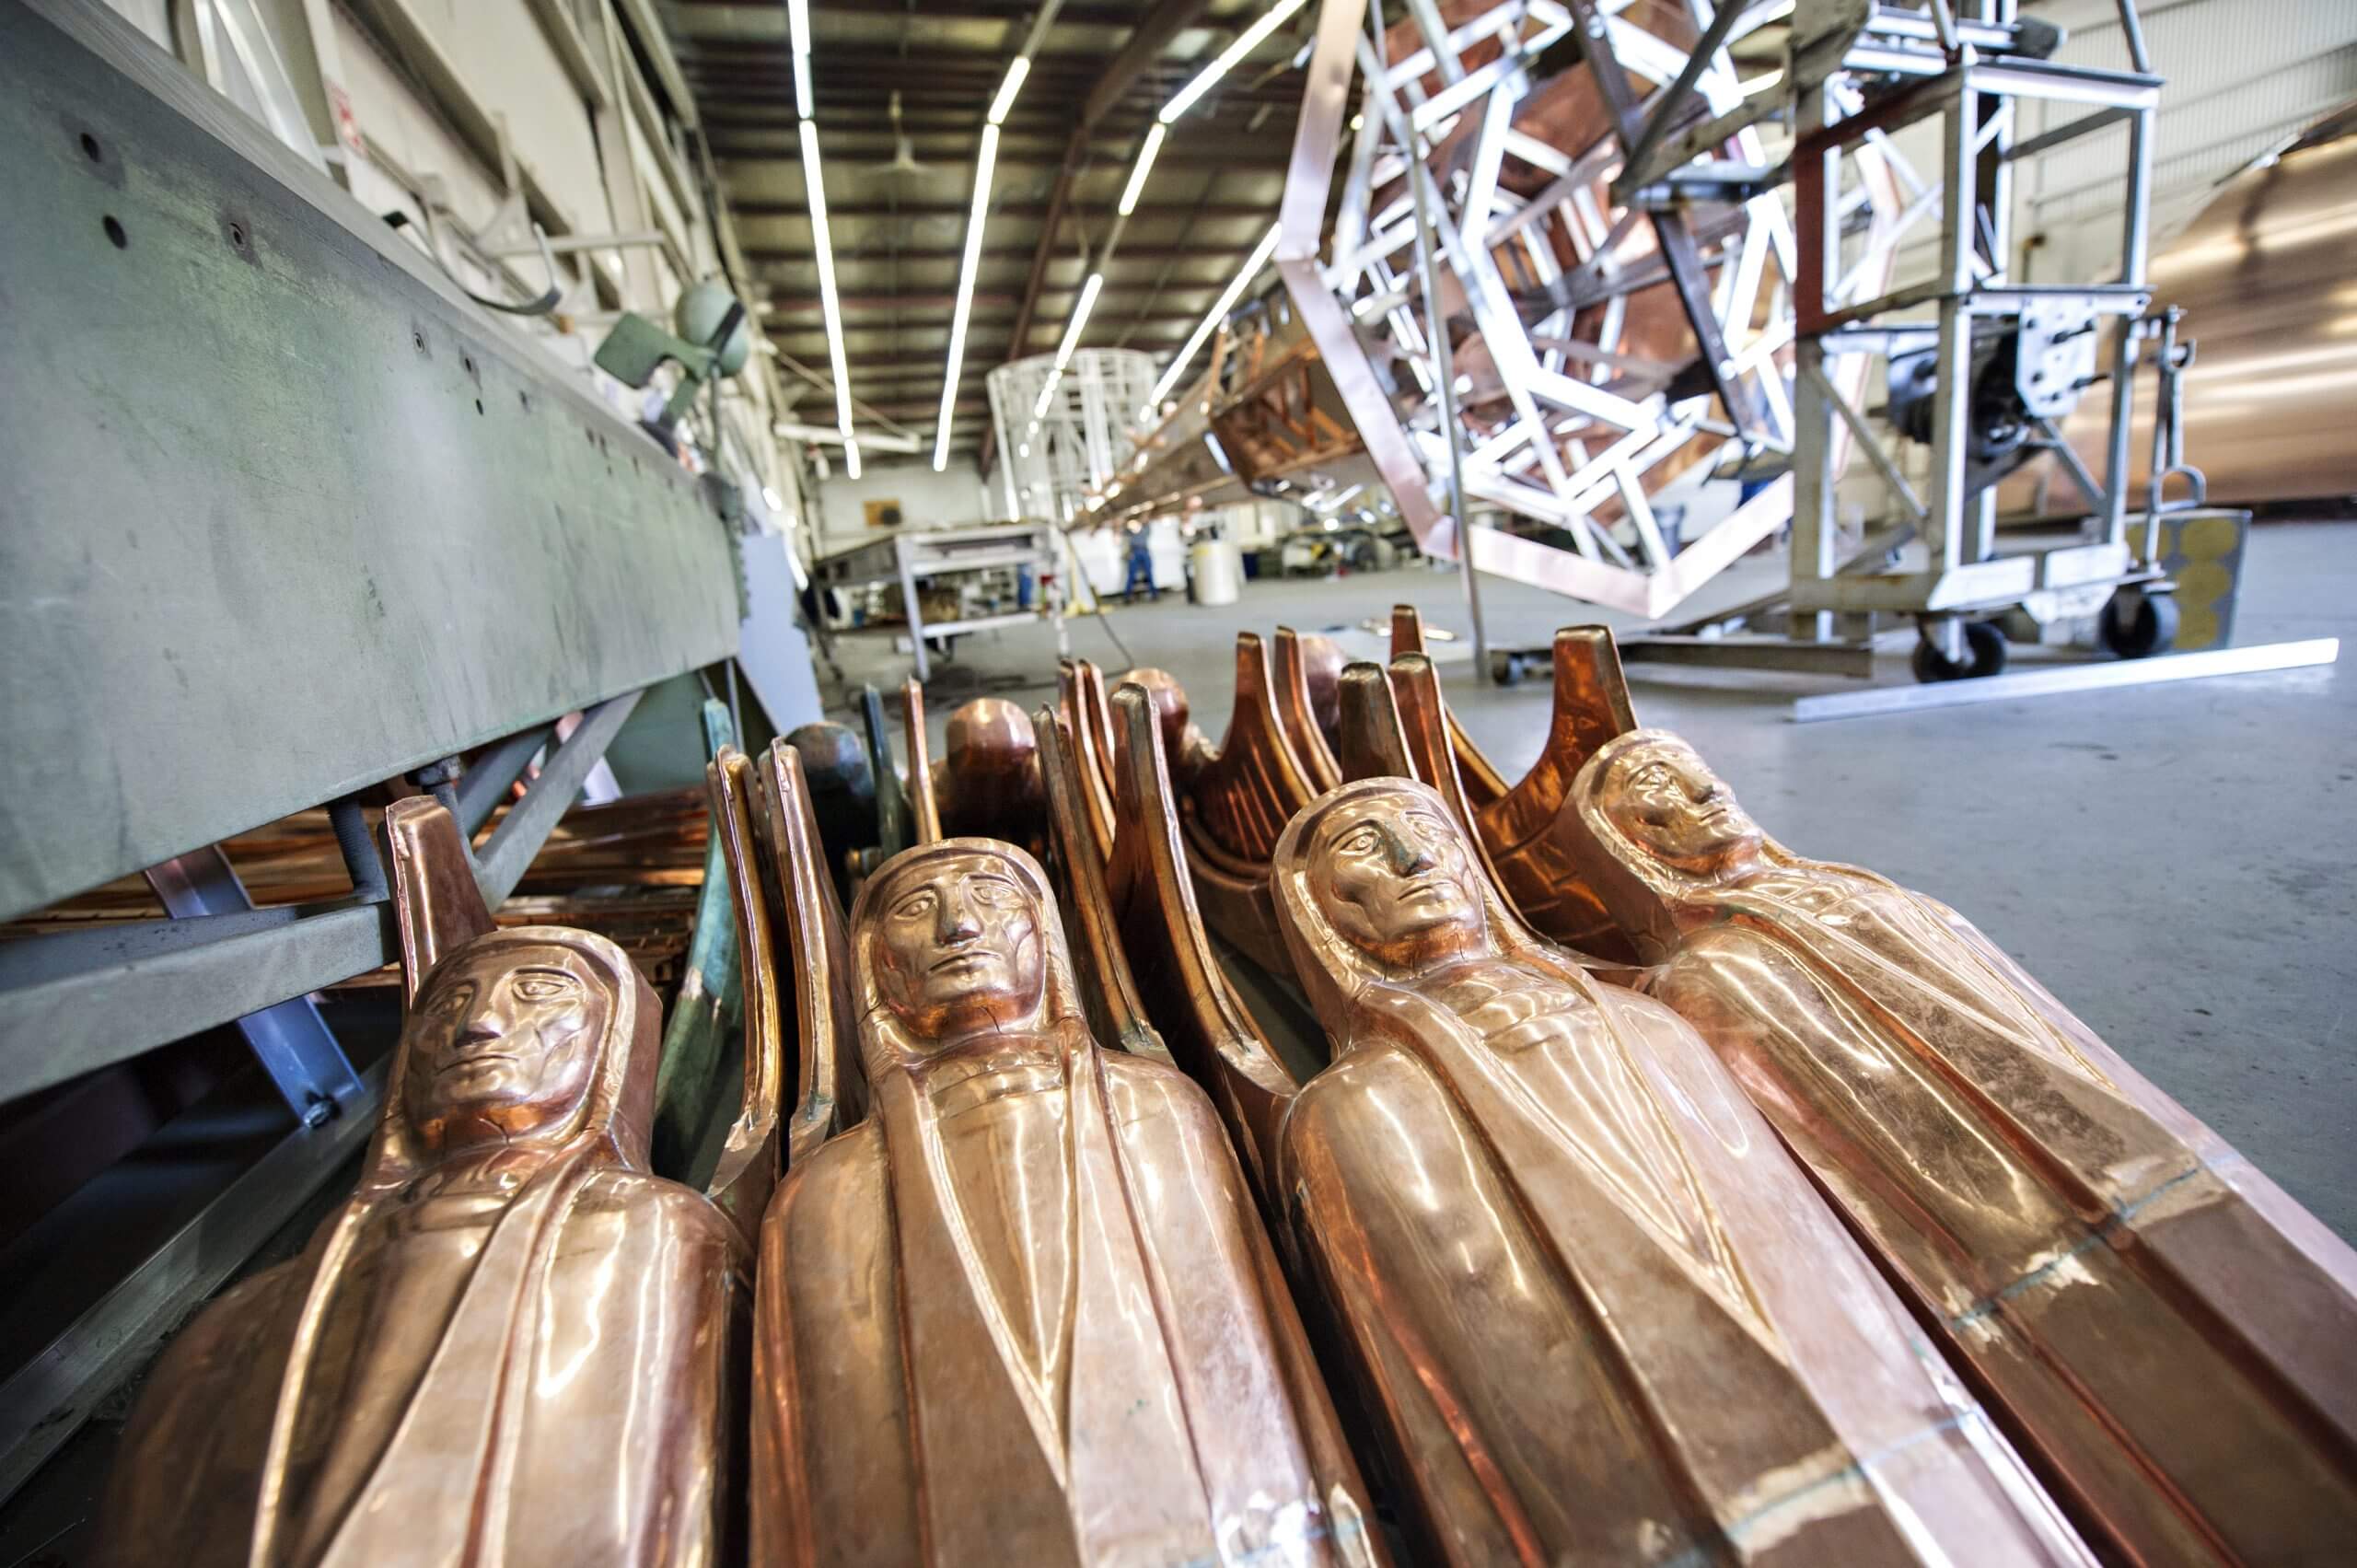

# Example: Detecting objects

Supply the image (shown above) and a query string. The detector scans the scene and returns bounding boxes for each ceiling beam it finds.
[727,200,1279,219]
[984,0,1218,476]
[745,243,1258,264]
[769,286,1212,313]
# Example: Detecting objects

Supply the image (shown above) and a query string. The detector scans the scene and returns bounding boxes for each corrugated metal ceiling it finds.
[662,0,1314,455]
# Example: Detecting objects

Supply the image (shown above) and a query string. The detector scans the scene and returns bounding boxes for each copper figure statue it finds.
[749,833,1381,1567]
[1564,724,2357,1562]
[1269,777,2094,1566]
[99,797,751,1568]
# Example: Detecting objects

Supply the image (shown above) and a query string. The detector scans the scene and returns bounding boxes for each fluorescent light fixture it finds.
[1118,124,1166,216]
[844,441,862,479]
[786,0,813,117]
[988,57,1031,125]
[934,122,1003,470]
[798,120,856,451]
[1054,273,1104,370]
[1148,221,1281,405]
[761,485,784,510]
[1033,375,1059,422]
[1159,0,1310,123]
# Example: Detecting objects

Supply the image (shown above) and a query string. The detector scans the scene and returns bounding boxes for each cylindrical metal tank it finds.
[2047,102,2357,509]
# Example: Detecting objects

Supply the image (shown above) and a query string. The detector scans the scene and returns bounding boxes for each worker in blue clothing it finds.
[1122,524,1158,603]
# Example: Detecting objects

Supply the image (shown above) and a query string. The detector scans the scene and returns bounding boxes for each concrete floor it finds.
[829,522,2357,1239]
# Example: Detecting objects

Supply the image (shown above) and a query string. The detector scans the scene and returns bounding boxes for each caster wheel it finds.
[1491,652,1527,687]
[1911,621,2009,683]
[2099,591,2177,659]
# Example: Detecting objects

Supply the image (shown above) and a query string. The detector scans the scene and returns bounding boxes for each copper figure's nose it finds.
[935,883,981,944]
[1386,826,1434,877]
[456,1012,506,1047]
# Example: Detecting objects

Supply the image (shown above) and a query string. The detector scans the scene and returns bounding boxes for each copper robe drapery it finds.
[98,802,749,1568]
[1561,727,2357,1564]
[750,839,1379,1568]
[1267,778,2093,1567]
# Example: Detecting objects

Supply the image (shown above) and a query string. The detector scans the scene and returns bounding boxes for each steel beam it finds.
[0,3,737,923]
[0,1059,389,1506]
[0,693,640,1105]
[144,849,365,1125]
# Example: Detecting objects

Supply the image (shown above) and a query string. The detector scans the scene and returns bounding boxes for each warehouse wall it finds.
[1873,0,2357,288]
[813,459,996,557]
[96,0,806,526]
[2016,0,2357,285]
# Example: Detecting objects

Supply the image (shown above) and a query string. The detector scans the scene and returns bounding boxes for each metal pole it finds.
[1404,121,1489,680]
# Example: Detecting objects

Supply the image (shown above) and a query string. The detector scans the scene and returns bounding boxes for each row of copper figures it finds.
[100,611,2357,1567]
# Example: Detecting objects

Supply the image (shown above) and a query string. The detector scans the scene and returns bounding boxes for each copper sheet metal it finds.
[97,798,750,1567]
[1388,619,2357,1560]
[1273,629,1345,793]
[1390,607,1510,807]
[2038,106,2357,509]
[1132,634,1320,972]
[1256,775,2088,1566]
[747,835,1381,1567]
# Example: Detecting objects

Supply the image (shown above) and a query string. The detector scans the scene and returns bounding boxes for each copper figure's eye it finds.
[895,890,937,919]
[512,973,573,1003]
[1340,827,1379,853]
[437,982,476,1013]
[970,877,1021,907]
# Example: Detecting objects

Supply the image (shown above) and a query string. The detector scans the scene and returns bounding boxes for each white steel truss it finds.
[1279,0,1909,615]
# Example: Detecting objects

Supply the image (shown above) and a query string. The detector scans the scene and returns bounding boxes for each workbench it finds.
[811,521,1066,681]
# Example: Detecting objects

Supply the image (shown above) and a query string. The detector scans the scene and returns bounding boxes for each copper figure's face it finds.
[1307,795,1488,970]
[1597,739,1763,873]
[404,942,605,1148]
[873,852,1045,1041]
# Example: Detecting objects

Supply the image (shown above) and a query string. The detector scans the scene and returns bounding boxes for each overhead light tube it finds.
[787,0,813,117]
[1159,0,1310,123]
[934,122,1003,470]
[988,57,1031,125]
[1054,272,1105,370]
[1149,222,1281,405]
[1117,124,1166,216]
[799,120,855,454]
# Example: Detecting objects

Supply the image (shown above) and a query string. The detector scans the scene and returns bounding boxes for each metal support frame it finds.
[0,1060,389,1505]
[0,1,739,925]
[1785,33,2162,640]
[0,694,640,1106]
[144,848,364,1126]
[1275,0,1906,619]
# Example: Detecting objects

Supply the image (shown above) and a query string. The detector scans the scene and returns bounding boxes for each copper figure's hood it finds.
[850,837,1088,1072]
[361,924,660,1193]
[1271,776,1590,1040]
[1566,728,1837,963]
